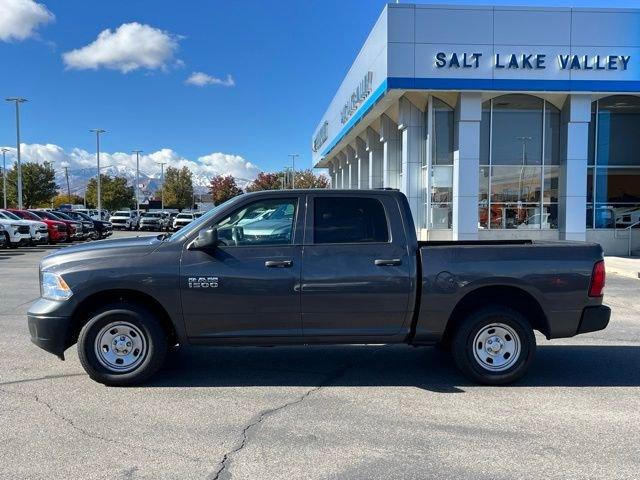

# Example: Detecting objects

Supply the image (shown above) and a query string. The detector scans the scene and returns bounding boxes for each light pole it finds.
[156,162,167,210]
[6,97,27,209]
[1,148,9,209]
[288,154,299,189]
[90,129,106,213]
[132,150,143,212]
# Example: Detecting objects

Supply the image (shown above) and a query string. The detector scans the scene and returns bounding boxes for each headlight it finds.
[41,272,73,301]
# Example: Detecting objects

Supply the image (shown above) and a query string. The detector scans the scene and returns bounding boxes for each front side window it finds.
[314,196,388,244]
[213,198,297,246]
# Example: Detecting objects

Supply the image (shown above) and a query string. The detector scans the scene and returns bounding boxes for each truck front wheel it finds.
[77,304,168,386]
[451,306,536,385]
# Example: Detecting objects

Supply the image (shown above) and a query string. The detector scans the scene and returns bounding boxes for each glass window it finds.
[478,95,559,229]
[426,98,455,229]
[314,196,388,244]
[543,167,559,203]
[595,168,640,203]
[214,198,297,246]
[491,94,543,166]
[544,102,560,165]
[491,166,541,203]
[432,98,454,166]
[596,96,640,166]
[430,166,453,203]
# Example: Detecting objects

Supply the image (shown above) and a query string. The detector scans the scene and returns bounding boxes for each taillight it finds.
[589,260,606,297]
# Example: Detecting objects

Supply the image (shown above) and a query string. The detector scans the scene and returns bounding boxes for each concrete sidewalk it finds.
[605,256,640,279]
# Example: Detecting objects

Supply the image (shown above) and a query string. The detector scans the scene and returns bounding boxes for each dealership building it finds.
[311,3,640,254]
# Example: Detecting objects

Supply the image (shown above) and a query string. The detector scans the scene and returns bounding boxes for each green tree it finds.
[209,175,243,205]
[157,166,194,209]
[293,169,329,189]
[86,174,135,211]
[245,172,282,192]
[52,193,85,208]
[5,162,58,208]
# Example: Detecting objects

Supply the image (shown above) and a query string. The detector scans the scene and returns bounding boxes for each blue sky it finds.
[0,0,638,180]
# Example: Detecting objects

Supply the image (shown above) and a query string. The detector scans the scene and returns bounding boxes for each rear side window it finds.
[313,197,389,244]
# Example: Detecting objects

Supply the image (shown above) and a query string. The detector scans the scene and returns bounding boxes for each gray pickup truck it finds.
[28,189,610,386]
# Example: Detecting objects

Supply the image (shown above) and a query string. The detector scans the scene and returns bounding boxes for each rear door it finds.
[301,193,413,338]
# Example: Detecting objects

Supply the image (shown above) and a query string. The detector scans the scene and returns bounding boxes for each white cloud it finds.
[185,72,235,87]
[62,22,180,73]
[0,143,261,187]
[0,0,54,42]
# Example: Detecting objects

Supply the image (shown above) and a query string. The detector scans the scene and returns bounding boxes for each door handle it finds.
[374,258,402,266]
[265,259,293,268]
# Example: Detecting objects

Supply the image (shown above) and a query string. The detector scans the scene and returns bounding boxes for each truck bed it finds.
[412,240,605,344]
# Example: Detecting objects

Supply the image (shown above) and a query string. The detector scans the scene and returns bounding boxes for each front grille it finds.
[38,228,48,233]
[57,224,67,232]
[112,219,126,224]
[18,226,30,234]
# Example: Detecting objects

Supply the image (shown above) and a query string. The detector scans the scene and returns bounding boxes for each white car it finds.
[0,210,49,245]
[0,212,32,247]
[173,212,195,231]
[110,210,140,230]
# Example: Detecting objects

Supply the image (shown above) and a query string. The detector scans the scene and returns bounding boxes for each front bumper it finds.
[28,312,72,359]
[577,305,611,334]
[31,233,49,245]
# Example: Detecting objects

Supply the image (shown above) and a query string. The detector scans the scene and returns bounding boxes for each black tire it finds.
[451,306,536,385]
[77,303,168,386]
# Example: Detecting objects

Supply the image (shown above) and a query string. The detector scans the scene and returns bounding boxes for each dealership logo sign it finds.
[313,121,328,152]
[340,71,373,124]
[435,52,631,71]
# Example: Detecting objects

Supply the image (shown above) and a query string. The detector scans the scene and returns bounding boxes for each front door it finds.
[180,196,303,340]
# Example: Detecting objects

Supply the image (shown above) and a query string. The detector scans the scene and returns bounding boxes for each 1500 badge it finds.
[188,277,219,288]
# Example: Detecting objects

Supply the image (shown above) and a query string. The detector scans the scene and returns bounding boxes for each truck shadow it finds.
[149,344,640,392]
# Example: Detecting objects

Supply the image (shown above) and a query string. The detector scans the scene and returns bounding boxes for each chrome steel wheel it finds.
[94,321,146,372]
[472,323,521,372]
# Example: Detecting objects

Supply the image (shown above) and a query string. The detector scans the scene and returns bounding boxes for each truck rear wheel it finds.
[77,304,168,386]
[451,306,535,385]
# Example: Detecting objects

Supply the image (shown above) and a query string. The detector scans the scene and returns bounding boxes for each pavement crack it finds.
[207,345,389,480]
[0,387,203,464]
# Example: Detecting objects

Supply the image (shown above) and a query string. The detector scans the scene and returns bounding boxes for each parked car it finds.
[76,211,112,239]
[63,210,111,240]
[30,210,82,242]
[110,210,139,230]
[55,210,95,240]
[139,212,168,231]
[0,212,31,248]
[0,225,6,247]
[9,209,68,244]
[0,209,49,245]
[28,190,610,386]
[172,212,194,231]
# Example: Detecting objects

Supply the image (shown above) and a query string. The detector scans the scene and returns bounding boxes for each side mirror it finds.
[188,227,218,251]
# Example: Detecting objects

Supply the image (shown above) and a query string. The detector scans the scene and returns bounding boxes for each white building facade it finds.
[311,3,640,254]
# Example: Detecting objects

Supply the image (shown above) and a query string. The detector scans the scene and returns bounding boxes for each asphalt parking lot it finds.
[1,231,639,480]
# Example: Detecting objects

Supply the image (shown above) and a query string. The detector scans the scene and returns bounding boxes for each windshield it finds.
[15,210,41,221]
[0,210,21,220]
[143,213,161,218]
[114,211,131,217]
[176,213,193,219]
[52,211,72,221]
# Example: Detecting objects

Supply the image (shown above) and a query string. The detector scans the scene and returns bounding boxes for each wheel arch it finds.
[441,285,549,346]
[66,289,179,351]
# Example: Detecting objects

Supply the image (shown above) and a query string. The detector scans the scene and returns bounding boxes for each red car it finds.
[9,209,68,244]
[28,210,78,243]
